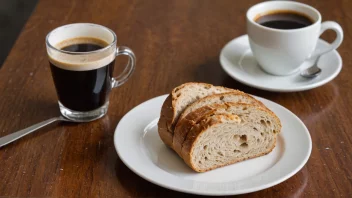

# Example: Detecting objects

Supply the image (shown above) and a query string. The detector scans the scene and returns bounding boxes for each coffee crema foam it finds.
[48,37,115,71]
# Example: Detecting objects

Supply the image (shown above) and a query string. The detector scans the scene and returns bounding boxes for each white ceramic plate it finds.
[114,95,312,196]
[220,35,342,92]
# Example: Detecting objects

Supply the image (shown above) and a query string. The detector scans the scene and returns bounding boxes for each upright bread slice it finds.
[179,92,265,121]
[173,92,264,156]
[158,82,236,147]
[181,103,281,172]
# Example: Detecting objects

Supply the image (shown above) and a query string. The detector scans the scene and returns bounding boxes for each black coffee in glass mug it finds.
[46,24,136,122]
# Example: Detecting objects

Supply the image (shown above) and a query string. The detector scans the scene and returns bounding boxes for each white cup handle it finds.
[312,21,343,58]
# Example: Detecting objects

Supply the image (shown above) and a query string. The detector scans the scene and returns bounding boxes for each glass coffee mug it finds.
[46,23,136,122]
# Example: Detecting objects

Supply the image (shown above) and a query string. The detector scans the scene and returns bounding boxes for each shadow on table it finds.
[115,157,203,198]
[0,95,59,123]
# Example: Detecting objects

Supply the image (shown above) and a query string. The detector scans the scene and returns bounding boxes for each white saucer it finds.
[220,35,342,92]
[114,95,312,196]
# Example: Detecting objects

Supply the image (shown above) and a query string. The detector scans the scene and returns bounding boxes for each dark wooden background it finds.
[0,0,351,197]
[0,0,37,67]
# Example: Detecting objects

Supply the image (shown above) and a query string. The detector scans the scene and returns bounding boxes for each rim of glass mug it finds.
[46,23,117,55]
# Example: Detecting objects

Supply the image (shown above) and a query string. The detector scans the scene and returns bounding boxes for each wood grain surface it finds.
[0,0,351,197]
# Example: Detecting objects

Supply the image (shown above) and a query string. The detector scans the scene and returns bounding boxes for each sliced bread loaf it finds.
[172,92,264,156]
[181,103,281,172]
[158,82,237,147]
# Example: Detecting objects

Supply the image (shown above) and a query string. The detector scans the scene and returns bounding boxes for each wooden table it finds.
[0,0,351,197]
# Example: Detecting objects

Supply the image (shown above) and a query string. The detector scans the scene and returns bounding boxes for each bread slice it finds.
[173,92,264,156]
[158,82,237,147]
[179,92,266,121]
[181,103,281,172]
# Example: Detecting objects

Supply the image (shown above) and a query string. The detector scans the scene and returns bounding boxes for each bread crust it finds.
[157,95,173,147]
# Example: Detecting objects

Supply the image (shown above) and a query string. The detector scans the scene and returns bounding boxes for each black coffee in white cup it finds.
[247,1,343,75]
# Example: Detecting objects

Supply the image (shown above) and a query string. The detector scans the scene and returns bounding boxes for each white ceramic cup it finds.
[247,1,343,76]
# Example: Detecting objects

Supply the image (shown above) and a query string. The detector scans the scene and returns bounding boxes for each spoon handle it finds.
[0,117,62,148]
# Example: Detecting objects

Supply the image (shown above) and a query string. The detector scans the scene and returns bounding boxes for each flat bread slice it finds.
[173,92,264,156]
[181,103,281,172]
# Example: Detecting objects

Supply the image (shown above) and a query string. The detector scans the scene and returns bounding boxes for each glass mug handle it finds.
[111,46,136,88]
[312,21,343,58]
